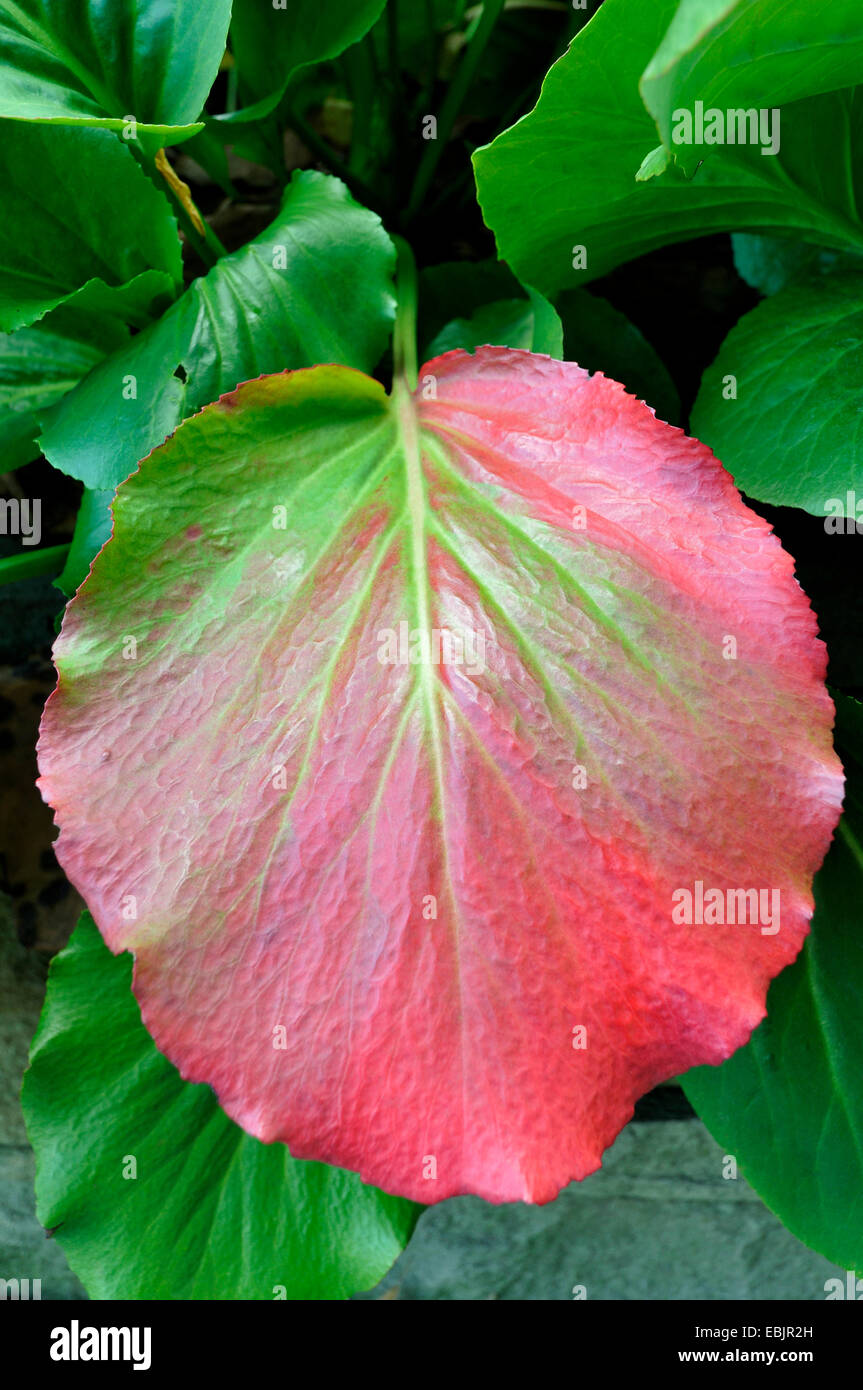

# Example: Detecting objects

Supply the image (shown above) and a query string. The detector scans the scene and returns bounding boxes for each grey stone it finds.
[0,1146,86,1300]
[0,916,86,1299]
[360,1121,844,1300]
[0,910,47,1147]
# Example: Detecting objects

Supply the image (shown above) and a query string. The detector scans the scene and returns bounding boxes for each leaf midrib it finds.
[393,380,448,834]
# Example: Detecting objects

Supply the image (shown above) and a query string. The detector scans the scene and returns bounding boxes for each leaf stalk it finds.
[404,0,506,222]
[392,234,419,391]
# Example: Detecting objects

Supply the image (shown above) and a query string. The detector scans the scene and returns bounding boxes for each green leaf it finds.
[683,694,863,1274]
[224,0,386,126]
[635,143,672,183]
[57,270,178,328]
[39,171,396,490]
[556,289,680,425]
[0,307,127,472]
[425,290,563,357]
[22,915,420,1299]
[473,0,863,297]
[641,0,863,172]
[418,259,522,355]
[0,541,68,586]
[56,487,114,599]
[423,287,680,425]
[0,0,232,142]
[525,287,564,357]
[691,271,863,515]
[0,121,182,332]
[421,267,680,425]
[369,0,465,87]
[732,232,863,296]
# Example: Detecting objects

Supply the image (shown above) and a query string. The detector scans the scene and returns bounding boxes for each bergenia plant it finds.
[0,0,860,1301]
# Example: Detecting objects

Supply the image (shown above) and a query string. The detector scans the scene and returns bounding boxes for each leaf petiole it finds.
[0,544,70,586]
[143,147,228,268]
[391,234,419,391]
[404,0,506,222]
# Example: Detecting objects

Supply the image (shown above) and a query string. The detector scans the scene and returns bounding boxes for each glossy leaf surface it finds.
[39,172,396,490]
[0,0,231,141]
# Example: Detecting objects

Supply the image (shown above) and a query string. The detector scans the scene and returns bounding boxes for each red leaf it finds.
[38,350,844,1203]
